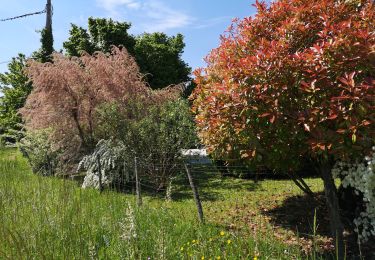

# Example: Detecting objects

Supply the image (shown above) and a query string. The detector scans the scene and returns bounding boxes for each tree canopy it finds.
[63,18,191,89]
[63,18,135,57]
[135,32,191,89]
[191,0,375,255]
[0,54,33,142]
[192,0,374,170]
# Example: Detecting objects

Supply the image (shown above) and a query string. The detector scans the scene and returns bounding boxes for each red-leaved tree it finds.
[192,0,375,256]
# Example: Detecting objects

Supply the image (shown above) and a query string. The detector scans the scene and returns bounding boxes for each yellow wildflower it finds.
[192,240,196,244]
[180,247,184,251]
[220,231,225,236]
[254,257,258,260]
[227,239,231,245]
[201,257,205,260]
[216,256,221,260]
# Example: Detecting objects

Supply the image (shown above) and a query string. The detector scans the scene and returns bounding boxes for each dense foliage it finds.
[333,148,375,242]
[193,0,374,169]
[0,54,32,143]
[134,33,191,89]
[192,0,374,254]
[63,18,191,89]
[18,128,59,176]
[63,18,135,57]
[32,28,54,63]
[80,99,198,190]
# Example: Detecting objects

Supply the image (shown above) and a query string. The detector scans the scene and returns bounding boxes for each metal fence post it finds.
[135,157,142,206]
[184,163,204,223]
[97,154,103,193]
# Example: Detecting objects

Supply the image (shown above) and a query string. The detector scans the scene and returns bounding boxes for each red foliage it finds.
[192,0,375,170]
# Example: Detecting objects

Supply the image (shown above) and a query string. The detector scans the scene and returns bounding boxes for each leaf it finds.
[259,112,270,118]
[269,115,275,123]
[327,113,338,120]
[317,143,326,150]
[352,133,357,144]
[241,152,250,158]
[362,120,371,126]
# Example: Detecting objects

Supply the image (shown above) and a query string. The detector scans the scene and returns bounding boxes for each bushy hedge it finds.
[79,99,198,191]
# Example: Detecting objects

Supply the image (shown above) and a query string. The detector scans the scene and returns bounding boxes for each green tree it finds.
[62,24,95,57]
[0,54,33,142]
[63,17,135,56]
[135,33,191,89]
[32,28,54,62]
[33,14,54,63]
[63,18,191,89]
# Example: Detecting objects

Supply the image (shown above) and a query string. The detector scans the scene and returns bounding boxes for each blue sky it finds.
[0,0,256,74]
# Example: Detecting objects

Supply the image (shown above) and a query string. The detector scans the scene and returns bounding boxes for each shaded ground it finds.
[262,192,375,259]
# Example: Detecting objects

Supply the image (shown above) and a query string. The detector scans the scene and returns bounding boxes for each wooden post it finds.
[46,0,52,31]
[135,157,142,206]
[184,163,204,223]
[46,154,53,176]
[97,154,103,193]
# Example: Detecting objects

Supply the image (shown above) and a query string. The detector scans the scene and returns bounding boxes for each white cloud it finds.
[97,0,193,32]
[139,0,193,32]
[97,0,141,11]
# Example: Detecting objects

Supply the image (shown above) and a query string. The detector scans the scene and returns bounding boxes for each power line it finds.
[0,60,11,65]
[0,9,46,22]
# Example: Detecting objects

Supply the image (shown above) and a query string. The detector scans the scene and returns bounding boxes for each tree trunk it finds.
[319,163,345,260]
[71,108,86,147]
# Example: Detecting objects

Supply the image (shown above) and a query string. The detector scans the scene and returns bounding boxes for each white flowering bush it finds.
[78,139,132,189]
[332,147,375,242]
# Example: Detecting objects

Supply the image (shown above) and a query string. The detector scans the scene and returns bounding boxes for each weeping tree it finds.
[192,0,375,257]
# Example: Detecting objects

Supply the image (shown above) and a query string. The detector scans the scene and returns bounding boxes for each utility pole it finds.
[0,0,53,62]
[46,0,52,34]
[40,0,54,62]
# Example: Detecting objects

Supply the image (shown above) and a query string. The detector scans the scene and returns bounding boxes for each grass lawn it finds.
[0,148,336,259]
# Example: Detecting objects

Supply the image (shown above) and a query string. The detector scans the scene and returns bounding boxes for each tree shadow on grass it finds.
[262,192,375,259]
[264,192,330,237]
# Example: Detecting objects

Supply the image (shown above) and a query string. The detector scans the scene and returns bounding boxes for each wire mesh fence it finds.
[77,152,320,225]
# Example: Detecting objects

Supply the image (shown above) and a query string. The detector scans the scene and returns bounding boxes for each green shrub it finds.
[80,99,198,190]
[18,128,60,176]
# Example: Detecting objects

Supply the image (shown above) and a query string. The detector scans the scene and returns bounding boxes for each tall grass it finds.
[0,148,326,259]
